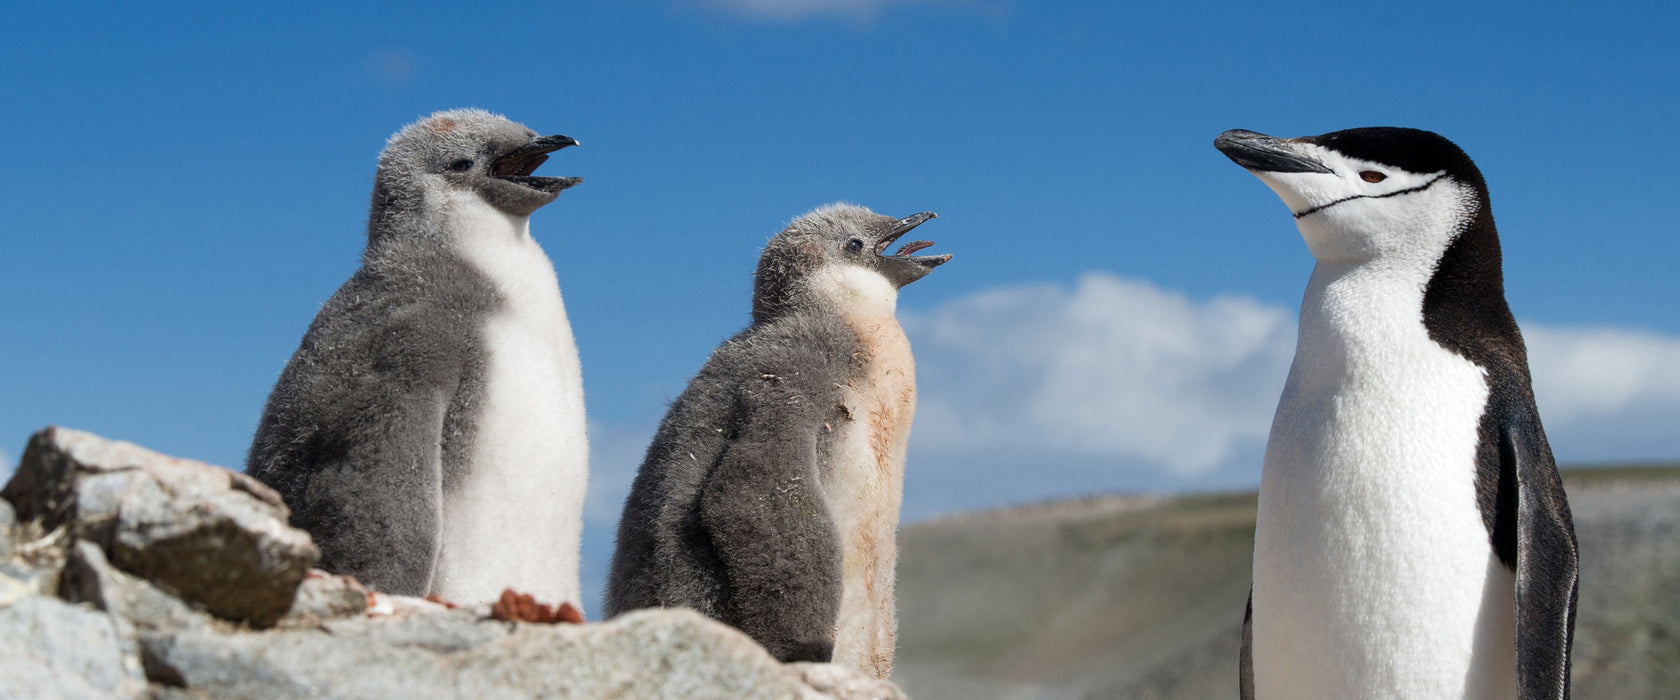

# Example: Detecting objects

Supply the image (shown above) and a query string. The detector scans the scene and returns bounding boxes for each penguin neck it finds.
[1296,253,1444,377]
[806,264,901,323]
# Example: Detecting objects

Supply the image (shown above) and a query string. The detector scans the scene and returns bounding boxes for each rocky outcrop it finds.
[0,427,907,699]
[3,426,317,627]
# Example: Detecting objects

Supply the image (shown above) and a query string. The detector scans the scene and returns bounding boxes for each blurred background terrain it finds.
[894,466,1680,699]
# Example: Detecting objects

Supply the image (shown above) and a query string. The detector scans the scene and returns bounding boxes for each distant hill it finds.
[893,466,1680,699]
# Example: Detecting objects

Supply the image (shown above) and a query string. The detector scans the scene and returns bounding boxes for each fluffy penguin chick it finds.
[605,204,950,678]
[249,109,590,606]
[1216,128,1578,700]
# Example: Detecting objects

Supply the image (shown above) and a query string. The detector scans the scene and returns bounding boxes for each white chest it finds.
[825,311,917,679]
[429,197,589,606]
[1252,263,1514,699]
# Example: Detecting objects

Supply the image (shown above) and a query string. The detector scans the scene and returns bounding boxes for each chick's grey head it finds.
[752,203,950,323]
[372,109,581,221]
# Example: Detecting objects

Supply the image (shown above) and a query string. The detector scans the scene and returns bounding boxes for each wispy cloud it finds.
[1524,325,1680,422]
[684,0,1001,23]
[901,272,1680,476]
[903,273,1295,475]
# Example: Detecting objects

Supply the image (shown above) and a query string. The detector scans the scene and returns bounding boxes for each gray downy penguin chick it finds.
[249,109,590,606]
[1216,128,1577,700]
[605,203,949,677]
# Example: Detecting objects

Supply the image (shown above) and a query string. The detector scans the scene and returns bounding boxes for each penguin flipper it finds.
[698,387,843,664]
[1240,589,1255,700]
[1506,423,1578,700]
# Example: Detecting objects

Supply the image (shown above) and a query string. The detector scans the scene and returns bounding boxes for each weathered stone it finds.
[0,596,146,699]
[451,609,830,699]
[322,606,509,654]
[792,662,910,700]
[1,558,63,608]
[140,608,904,699]
[61,540,211,633]
[278,570,370,627]
[2,427,317,627]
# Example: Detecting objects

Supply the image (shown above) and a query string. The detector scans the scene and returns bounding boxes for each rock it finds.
[322,607,508,654]
[0,596,147,699]
[60,540,211,633]
[141,608,906,699]
[2,427,317,627]
[450,609,832,699]
[279,570,371,627]
[2,430,915,698]
[792,662,911,700]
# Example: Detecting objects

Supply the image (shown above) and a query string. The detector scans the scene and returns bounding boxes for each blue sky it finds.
[3,2,1677,615]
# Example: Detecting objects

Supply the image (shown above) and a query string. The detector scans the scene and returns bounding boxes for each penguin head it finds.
[752,203,950,323]
[1215,127,1490,264]
[374,109,581,219]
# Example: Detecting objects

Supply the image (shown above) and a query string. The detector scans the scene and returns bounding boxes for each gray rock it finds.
[60,540,211,633]
[321,606,508,654]
[2,427,317,627]
[792,662,910,700]
[0,596,146,699]
[279,571,370,627]
[1,557,63,608]
[141,607,904,699]
[450,609,830,699]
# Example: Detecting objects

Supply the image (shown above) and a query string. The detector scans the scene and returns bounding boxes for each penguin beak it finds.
[874,211,950,288]
[1214,130,1333,174]
[490,135,583,193]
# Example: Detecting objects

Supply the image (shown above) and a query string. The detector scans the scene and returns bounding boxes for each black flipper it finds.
[1506,423,1579,700]
[1240,589,1255,700]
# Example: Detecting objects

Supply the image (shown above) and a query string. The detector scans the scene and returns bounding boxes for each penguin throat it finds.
[807,265,899,318]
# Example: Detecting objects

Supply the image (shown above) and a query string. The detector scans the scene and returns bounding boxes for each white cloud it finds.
[687,0,998,23]
[903,273,1296,475]
[900,272,1680,477]
[1524,324,1680,423]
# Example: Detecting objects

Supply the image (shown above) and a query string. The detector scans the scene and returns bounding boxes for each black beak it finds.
[875,211,950,288]
[1214,129,1333,174]
[491,135,583,193]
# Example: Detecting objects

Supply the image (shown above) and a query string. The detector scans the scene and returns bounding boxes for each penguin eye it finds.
[1360,170,1387,183]
[845,239,865,254]
[448,159,475,173]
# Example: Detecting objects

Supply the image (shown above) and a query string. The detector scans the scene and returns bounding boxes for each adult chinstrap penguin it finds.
[605,204,950,678]
[1216,127,1578,700]
[248,109,591,607]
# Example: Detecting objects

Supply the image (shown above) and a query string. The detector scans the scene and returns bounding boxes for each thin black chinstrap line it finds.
[1293,173,1448,219]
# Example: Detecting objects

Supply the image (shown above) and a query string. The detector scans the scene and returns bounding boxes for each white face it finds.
[1251,143,1477,265]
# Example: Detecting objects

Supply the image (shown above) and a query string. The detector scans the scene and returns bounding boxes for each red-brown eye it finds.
[1360,171,1387,183]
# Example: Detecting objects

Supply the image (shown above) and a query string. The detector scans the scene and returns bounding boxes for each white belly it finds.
[1252,264,1516,699]
[825,313,916,679]
[432,197,589,605]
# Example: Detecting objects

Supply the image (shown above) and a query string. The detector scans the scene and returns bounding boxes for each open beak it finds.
[875,211,950,287]
[490,134,583,193]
